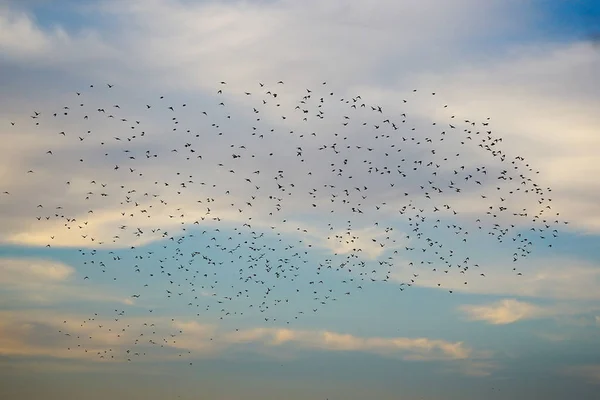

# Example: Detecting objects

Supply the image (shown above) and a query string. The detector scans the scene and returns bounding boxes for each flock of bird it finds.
[2,81,565,364]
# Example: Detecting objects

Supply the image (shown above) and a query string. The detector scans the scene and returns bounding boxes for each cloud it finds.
[0,3,116,66]
[0,310,198,364]
[460,297,600,325]
[460,299,552,325]
[0,83,420,252]
[391,258,600,300]
[563,365,600,385]
[0,5,62,59]
[300,224,408,260]
[0,358,119,375]
[1,3,600,396]
[0,310,485,367]
[167,322,478,362]
[66,0,533,91]
[0,0,599,353]
[0,258,74,284]
[535,331,570,342]
[0,257,134,306]
[215,327,473,361]
[0,0,596,270]
[446,360,500,377]
[408,41,600,233]
[0,310,110,360]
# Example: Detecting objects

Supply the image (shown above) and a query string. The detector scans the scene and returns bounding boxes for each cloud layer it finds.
[0,309,482,366]
[392,258,600,300]
[1,2,600,398]
[0,257,132,305]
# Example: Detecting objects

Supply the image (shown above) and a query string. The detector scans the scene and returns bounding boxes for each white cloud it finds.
[2,2,600,393]
[0,3,116,67]
[392,258,600,300]
[297,224,408,260]
[0,257,134,306]
[0,5,59,59]
[81,0,532,91]
[0,310,193,362]
[0,258,74,283]
[214,327,473,361]
[0,1,598,339]
[408,42,600,233]
[460,298,600,326]
[0,0,596,263]
[460,299,552,325]
[0,310,486,367]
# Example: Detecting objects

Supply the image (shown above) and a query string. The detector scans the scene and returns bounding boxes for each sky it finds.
[0,0,600,399]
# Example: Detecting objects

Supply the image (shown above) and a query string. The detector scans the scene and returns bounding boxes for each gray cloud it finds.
[0,0,598,305]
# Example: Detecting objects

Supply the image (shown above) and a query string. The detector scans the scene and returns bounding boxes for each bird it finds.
[2,79,565,367]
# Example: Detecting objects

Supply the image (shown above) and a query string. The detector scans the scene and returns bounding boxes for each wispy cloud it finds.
[169,320,482,363]
[0,257,74,284]
[459,298,600,325]
[220,327,473,361]
[444,360,500,377]
[460,299,553,325]
[0,311,487,369]
[563,365,600,385]
[0,0,595,257]
[0,257,133,305]
[391,258,600,300]
[0,310,191,362]
[1,0,599,396]
[412,42,600,234]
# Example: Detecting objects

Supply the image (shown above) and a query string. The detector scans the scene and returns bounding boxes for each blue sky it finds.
[1,1,600,399]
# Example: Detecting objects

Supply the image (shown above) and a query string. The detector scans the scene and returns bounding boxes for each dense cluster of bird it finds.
[2,81,566,364]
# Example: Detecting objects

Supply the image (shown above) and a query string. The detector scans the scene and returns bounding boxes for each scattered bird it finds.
[3,80,563,365]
